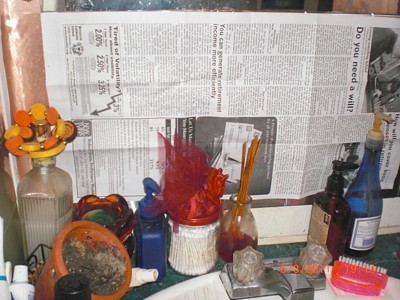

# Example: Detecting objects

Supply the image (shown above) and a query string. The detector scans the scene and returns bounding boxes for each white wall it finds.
[254,197,400,245]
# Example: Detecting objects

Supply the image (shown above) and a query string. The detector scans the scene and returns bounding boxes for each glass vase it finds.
[218,194,258,263]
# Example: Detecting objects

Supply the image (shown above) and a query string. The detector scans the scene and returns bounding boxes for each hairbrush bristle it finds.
[338,256,387,274]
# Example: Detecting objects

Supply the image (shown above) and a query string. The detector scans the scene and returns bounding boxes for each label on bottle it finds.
[308,203,331,244]
[349,216,381,251]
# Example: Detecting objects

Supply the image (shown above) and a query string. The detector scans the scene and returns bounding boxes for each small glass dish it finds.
[73,194,134,256]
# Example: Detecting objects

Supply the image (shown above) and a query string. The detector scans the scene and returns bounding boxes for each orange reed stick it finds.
[233,135,261,218]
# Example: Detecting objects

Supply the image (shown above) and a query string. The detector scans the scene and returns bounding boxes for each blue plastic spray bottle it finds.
[344,112,394,256]
[134,178,167,282]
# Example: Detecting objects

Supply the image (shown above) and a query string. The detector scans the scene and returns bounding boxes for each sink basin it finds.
[146,267,400,300]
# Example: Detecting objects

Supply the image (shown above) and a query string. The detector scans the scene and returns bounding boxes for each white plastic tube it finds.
[5,262,12,285]
[9,265,35,300]
[0,217,11,300]
[130,268,159,287]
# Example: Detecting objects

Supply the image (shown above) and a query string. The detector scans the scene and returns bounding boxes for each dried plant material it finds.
[63,238,126,296]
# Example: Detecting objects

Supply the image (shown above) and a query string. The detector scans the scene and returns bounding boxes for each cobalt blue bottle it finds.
[134,178,167,282]
[344,113,393,256]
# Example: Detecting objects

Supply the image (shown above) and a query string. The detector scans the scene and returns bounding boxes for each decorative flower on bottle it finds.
[3,103,77,158]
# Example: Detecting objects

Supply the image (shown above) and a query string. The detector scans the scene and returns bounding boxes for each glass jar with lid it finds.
[168,210,220,276]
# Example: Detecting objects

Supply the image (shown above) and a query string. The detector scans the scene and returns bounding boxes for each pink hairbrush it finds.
[331,256,388,296]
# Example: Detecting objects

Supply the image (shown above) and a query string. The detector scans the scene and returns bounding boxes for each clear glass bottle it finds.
[17,156,73,257]
[17,120,72,258]
[218,194,258,263]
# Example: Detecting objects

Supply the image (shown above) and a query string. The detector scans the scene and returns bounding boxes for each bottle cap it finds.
[139,177,161,218]
[12,265,29,283]
[55,273,91,300]
[326,160,358,194]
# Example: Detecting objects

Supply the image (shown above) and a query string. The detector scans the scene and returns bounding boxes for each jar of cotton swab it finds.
[156,134,229,276]
[168,213,220,276]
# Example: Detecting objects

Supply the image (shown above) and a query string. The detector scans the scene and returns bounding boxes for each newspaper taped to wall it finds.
[40,11,400,202]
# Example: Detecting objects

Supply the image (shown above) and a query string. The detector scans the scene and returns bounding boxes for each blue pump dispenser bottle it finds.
[344,113,394,256]
[134,178,167,282]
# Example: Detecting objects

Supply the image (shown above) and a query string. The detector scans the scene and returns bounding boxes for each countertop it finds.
[123,233,400,300]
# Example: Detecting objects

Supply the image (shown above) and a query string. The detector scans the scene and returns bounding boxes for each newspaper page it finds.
[40,11,400,202]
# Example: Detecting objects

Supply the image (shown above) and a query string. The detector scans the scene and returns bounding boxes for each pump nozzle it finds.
[139,177,161,218]
[367,112,394,150]
[369,112,394,140]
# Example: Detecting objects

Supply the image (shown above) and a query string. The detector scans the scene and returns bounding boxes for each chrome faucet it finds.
[219,247,325,300]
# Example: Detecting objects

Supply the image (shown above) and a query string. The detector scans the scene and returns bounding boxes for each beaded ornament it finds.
[3,103,77,159]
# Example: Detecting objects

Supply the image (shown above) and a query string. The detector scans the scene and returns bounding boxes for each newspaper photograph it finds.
[40,11,400,202]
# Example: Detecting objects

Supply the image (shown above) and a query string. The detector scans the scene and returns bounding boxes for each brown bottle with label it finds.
[307,160,358,262]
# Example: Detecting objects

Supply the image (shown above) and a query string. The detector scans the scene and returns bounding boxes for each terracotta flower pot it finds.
[35,220,132,300]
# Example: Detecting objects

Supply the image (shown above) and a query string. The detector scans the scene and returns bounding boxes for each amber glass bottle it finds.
[308,160,358,262]
[218,194,258,263]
